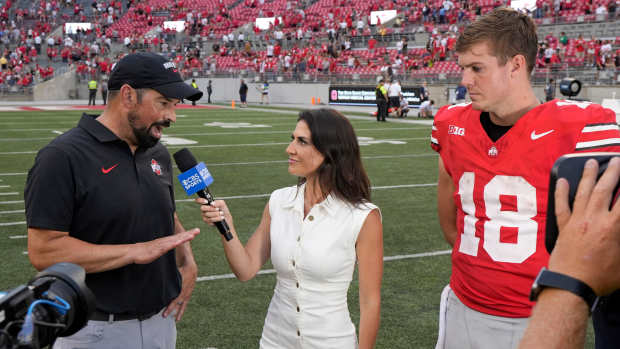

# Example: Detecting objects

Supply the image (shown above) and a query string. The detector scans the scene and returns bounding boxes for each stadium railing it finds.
[190,67,619,86]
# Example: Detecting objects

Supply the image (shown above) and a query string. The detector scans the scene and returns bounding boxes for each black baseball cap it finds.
[108,52,203,101]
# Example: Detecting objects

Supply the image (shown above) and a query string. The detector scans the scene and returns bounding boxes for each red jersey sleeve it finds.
[430,103,471,176]
[565,102,620,152]
[430,103,461,153]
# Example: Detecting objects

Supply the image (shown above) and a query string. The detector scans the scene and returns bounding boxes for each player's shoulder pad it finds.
[434,102,472,125]
[549,99,615,124]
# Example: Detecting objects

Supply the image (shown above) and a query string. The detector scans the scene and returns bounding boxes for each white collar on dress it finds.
[281,183,340,218]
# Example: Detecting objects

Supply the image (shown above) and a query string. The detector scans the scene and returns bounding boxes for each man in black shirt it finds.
[239,78,248,107]
[25,52,203,349]
[207,80,213,103]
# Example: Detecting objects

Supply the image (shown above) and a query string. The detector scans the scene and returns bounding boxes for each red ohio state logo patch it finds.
[151,159,162,175]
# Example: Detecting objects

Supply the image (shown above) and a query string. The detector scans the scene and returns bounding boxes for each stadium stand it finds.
[0,0,618,98]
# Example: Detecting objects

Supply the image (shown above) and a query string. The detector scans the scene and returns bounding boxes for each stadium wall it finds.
[34,70,78,101]
[20,76,618,112]
[191,78,619,109]
[192,78,330,106]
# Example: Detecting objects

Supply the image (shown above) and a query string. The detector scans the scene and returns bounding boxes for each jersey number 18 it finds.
[457,173,538,263]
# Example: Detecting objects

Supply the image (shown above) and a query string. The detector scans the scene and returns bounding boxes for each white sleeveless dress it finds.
[259,185,378,349]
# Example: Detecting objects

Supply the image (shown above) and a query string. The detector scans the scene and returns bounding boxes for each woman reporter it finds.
[197,108,383,348]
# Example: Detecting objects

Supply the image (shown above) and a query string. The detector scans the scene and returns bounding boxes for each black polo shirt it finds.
[25,113,181,315]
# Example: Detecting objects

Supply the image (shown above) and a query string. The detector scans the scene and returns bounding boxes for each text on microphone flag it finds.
[177,162,214,196]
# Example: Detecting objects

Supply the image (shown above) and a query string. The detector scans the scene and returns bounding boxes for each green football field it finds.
[0,106,594,348]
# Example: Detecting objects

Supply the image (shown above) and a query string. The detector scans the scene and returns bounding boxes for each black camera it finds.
[559,78,582,98]
[545,152,620,253]
[0,263,95,349]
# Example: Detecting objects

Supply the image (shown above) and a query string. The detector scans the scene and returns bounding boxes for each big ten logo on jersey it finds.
[448,125,465,136]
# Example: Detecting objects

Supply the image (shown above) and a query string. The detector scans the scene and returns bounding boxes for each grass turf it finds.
[0,107,594,348]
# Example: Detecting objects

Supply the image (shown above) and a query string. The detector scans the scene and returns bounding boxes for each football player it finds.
[431,8,620,349]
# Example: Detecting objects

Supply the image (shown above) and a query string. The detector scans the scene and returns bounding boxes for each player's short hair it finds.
[455,7,538,75]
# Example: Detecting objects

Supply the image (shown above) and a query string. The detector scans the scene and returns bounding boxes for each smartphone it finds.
[545,152,620,253]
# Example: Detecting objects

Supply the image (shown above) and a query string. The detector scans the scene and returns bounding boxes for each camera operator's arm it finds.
[519,157,620,349]
[28,226,199,273]
[162,212,198,322]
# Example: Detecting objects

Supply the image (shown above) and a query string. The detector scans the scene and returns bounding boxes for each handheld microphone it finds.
[173,148,233,241]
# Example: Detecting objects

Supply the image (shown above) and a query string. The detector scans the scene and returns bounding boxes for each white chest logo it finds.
[530,130,554,140]
[448,125,465,136]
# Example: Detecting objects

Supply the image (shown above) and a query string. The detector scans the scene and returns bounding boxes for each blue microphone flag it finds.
[177,162,214,196]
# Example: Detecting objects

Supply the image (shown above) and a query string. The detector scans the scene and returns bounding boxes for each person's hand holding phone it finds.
[548,156,620,296]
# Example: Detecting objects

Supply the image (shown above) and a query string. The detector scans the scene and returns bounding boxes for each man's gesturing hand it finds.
[133,228,200,265]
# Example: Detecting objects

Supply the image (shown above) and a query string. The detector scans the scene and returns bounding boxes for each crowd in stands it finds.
[0,0,618,93]
[182,20,617,82]
[537,32,619,71]
[0,0,132,91]
[532,0,617,20]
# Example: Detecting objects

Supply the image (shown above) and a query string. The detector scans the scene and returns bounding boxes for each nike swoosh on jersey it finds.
[530,130,554,140]
[101,163,119,174]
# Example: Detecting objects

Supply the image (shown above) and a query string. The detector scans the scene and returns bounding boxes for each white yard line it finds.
[163,126,429,137]
[165,137,427,150]
[1,182,437,205]
[0,137,55,141]
[0,209,24,214]
[0,121,76,125]
[197,249,451,282]
[0,151,38,155]
[205,153,436,167]
[175,183,436,202]
[0,128,69,132]
[0,153,437,175]
[0,137,425,154]
[0,221,26,226]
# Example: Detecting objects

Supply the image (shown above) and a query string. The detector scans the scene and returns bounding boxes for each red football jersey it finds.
[431,100,620,317]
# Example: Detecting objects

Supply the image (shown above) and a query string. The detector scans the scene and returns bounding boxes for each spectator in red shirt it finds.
[368,36,377,50]
[61,47,70,63]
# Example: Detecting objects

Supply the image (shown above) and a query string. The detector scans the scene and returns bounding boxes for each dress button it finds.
[296,306,300,312]
[308,215,314,221]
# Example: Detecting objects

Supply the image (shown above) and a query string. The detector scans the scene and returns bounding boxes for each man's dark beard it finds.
[128,110,170,149]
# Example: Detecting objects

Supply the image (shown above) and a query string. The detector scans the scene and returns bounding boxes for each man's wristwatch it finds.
[530,267,600,314]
